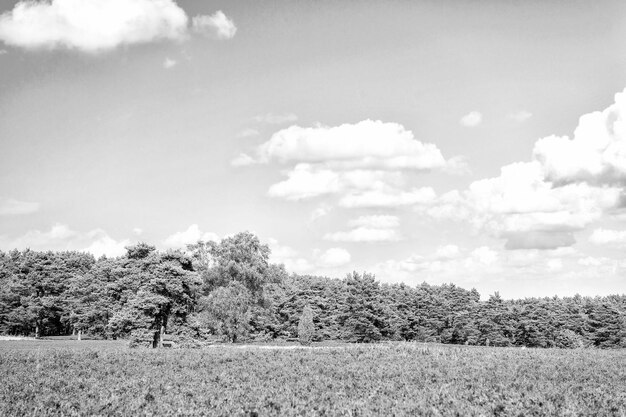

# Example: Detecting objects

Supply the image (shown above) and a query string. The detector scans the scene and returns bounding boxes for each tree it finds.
[106,245,200,347]
[297,304,315,345]
[198,281,252,343]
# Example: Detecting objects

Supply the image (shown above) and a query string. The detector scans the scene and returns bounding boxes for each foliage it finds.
[1,233,626,349]
[297,304,314,345]
[1,340,625,415]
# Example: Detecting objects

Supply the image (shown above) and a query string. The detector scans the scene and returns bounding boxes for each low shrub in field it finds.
[1,341,625,416]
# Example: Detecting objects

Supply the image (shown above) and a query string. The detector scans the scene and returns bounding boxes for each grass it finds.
[1,340,625,416]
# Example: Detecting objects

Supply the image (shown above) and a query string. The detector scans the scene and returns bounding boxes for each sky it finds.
[0,0,625,299]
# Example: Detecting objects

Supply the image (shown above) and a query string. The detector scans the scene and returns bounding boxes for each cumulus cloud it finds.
[421,160,621,249]
[163,57,177,69]
[348,215,399,229]
[589,228,626,246]
[0,0,236,52]
[268,239,351,272]
[0,198,39,215]
[267,164,404,201]
[191,10,237,40]
[324,214,401,243]
[84,229,130,258]
[324,227,401,243]
[237,128,260,138]
[132,227,143,236]
[0,223,129,257]
[163,224,219,248]
[249,120,448,170]
[310,204,332,221]
[460,111,482,127]
[339,186,436,208]
[316,247,351,268]
[508,111,532,123]
[533,89,626,186]
[252,113,298,125]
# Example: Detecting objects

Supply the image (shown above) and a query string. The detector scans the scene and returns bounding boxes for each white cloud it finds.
[251,120,448,170]
[324,227,401,243]
[84,229,130,258]
[163,224,219,248]
[231,153,256,167]
[268,239,350,272]
[0,223,129,257]
[252,113,298,125]
[469,246,498,266]
[237,128,260,138]
[589,228,626,246]
[533,89,626,186]
[508,111,532,123]
[191,10,237,40]
[348,215,399,229]
[460,111,482,127]
[316,247,351,268]
[0,198,39,215]
[132,227,143,236]
[310,204,332,221]
[268,164,342,200]
[547,258,563,271]
[339,186,436,208]
[422,160,622,249]
[435,244,461,259]
[0,0,189,52]
[163,57,177,69]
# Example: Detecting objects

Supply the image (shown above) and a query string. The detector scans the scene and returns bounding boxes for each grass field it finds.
[1,341,625,416]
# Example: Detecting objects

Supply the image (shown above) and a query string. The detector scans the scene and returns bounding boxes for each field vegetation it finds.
[1,340,625,416]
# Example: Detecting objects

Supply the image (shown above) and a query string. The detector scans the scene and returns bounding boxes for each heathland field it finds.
[1,341,625,416]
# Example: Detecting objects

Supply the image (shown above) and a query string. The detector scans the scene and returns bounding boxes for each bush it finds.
[297,305,315,345]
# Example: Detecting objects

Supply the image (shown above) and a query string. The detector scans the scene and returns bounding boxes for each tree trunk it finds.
[78,330,82,341]
[35,324,40,339]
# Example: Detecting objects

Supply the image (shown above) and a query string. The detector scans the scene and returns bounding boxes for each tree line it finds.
[0,232,624,348]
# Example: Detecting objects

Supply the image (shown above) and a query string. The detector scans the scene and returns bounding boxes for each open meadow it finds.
[1,340,625,416]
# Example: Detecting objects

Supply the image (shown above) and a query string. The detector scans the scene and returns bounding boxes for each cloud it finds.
[268,164,342,200]
[0,198,39,215]
[163,224,219,248]
[0,49,6,54]
[163,57,177,69]
[434,244,461,259]
[237,128,260,138]
[84,229,130,258]
[339,186,436,208]
[311,204,332,221]
[0,223,129,257]
[0,1,237,52]
[589,228,626,246]
[348,215,399,229]
[268,239,350,272]
[0,0,189,52]
[533,89,626,186]
[324,227,401,243]
[316,247,351,268]
[231,153,256,167]
[191,10,236,40]
[508,111,532,123]
[252,113,298,125]
[249,120,448,170]
[132,227,143,236]
[422,160,621,249]
[267,164,404,201]
[460,111,482,127]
